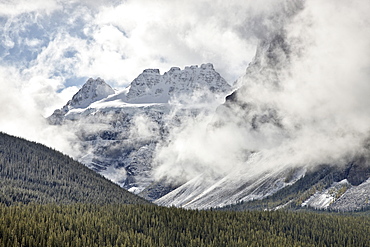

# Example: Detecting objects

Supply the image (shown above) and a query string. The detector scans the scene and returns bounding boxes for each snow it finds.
[155,163,306,210]
[329,178,370,211]
[302,193,335,209]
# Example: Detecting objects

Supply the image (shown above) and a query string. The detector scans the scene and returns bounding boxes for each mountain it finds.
[154,34,295,209]
[0,131,149,205]
[154,34,370,212]
[125,63,229,104]
[156,160,370,211]
[219,159,370,212]
[48,64,232,199]
[49,78,115,125]
[47,38,370,212]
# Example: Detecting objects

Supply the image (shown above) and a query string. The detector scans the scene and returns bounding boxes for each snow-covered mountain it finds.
[153,34,370,211]
[155,159,370,211]
[125,63,229,104]
[48,36,370,212]
[48,64,232,197]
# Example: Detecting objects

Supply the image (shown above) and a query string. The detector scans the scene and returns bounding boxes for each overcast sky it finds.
[0,0,257,152]
[2,0,369,165]
[0,0,280,117]
[0,0,297,150]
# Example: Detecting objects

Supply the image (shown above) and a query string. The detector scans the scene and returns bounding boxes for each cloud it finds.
[3,0,367,185]
[0,0,297,156]
[2,0,294,87]
[0,65,80,156]
[153,112,252,183]
[91,0,303,84]
[268,0,370,161]
[129,114,160,140]
[152,0,370,182]
[0,0,61,17]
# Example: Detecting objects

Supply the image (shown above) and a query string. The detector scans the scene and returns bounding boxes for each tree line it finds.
[1,203,370,247]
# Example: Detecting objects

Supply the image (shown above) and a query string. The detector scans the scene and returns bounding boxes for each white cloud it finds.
[4,0,366,176]
[152,0,370,182]
[0,0,279,153]
[0,65,79,156]
[0,0,61,17]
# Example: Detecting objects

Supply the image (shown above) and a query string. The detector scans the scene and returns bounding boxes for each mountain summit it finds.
[124,63,230,103]
[49,64,231,125]
[68,77,115,109]
[49,78,115,124]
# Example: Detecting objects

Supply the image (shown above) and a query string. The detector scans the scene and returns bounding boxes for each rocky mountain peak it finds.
[200,63,214,70]
[68,77,115,109]
[48,78,115,124]
[142,69,160,74]
[126,63,231,103]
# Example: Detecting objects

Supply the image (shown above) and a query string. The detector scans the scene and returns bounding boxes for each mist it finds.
[0,66,80,157]
[0,0,276,155]
[153,0,370,183]
[1,0,369,191]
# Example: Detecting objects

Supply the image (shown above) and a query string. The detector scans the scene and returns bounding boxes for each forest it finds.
[0,132,147,205]
[1,203,370,247]
[1,132,370,246]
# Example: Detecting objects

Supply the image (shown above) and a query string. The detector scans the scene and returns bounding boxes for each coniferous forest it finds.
[0,132,148,205]
[1,132,370,246]
[1,204,370,247]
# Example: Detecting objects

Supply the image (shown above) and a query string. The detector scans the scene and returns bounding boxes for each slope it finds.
[0,132,149,205]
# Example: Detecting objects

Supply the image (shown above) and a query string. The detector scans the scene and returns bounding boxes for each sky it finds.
[0,0,297,153]
[0,0,269,116]
[1,0,370,182]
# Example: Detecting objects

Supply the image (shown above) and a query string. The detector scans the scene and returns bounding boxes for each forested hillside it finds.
[0,132,148,205]
[1,204,370,247]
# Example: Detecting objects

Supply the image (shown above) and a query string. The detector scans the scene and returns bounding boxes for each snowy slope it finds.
[329,179,370,211]
[155,158,306,209]
[301,179,350,209]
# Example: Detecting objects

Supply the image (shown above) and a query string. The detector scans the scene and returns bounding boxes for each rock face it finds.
[115,63,230,104]
[68,78,116,108]
[48,64,232,200]
[49,78,115,125]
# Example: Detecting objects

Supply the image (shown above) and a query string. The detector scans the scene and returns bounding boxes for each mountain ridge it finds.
[47,63,232,200]
[0,131,149,205]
